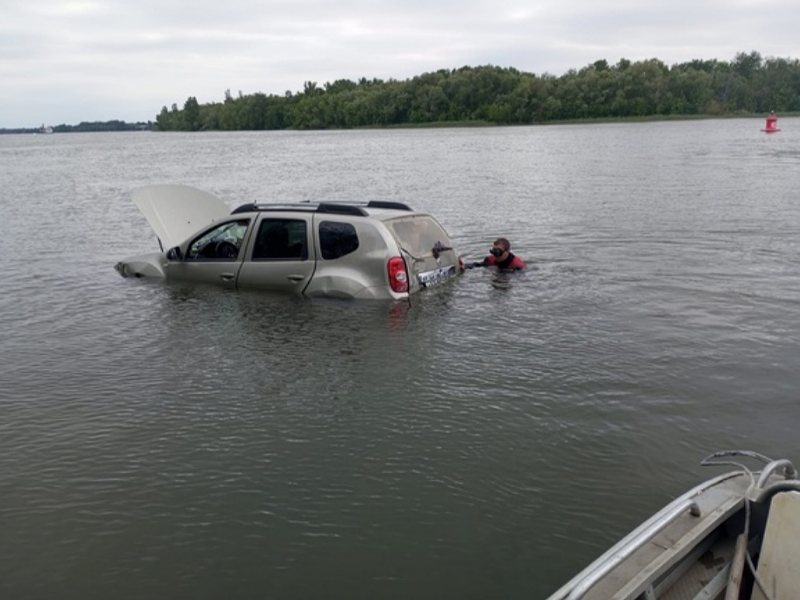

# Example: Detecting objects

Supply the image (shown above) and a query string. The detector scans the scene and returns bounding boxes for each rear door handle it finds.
[220,273,235,281]
[287,275,305,282]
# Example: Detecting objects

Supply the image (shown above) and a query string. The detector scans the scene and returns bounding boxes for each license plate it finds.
[417,265,456,287]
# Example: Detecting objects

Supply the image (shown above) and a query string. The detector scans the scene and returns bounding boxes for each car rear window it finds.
[319,221,359,259]
[385,216,452,256]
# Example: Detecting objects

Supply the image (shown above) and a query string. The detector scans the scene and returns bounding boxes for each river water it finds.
[1,120,799,599]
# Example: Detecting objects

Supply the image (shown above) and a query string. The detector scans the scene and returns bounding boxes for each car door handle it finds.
[220,273,235,281]
[287,275,305,282]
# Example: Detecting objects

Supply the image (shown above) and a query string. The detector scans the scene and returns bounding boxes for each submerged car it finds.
[115,184,462,300]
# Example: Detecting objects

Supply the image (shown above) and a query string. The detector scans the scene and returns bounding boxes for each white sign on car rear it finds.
[418,265,457,287]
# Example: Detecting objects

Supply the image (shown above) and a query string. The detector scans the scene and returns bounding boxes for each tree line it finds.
[0,120,153,135]
[152,50,797,131]
[51,120,152,133]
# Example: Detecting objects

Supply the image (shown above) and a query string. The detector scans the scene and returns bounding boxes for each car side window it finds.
[319,221,359,259]
[252,219,308,260]
[186,219,250,260]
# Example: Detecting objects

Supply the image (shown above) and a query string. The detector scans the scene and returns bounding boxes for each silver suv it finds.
[116,184,461,300]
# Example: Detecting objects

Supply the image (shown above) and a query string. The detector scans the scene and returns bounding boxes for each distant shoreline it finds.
[380,112,798,128]
[1,111,795,135]
[0,120,153,135]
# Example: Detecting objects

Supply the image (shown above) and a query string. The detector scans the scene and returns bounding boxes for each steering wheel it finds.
[215,240,239,259]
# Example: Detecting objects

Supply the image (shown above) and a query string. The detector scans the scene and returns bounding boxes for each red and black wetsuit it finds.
[483,252,526,271]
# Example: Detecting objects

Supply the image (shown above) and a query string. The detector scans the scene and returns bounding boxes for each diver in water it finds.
[466,237,525,272]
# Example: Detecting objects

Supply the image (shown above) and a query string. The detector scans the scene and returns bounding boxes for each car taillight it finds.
[387,257,409,293]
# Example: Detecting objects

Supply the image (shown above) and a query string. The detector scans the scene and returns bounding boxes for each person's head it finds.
[490,237,510,258]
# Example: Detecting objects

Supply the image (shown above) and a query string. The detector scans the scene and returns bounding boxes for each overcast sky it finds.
[2,0,798,128]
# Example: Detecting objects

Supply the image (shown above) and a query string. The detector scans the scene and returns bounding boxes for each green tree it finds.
[183,96,201,131]
[153,52,800,130]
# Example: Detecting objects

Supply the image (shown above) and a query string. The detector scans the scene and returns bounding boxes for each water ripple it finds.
[2,123,800,599]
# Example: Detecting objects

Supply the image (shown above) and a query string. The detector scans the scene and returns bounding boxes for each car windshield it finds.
[187,220,249,259]
[385,216,452,258]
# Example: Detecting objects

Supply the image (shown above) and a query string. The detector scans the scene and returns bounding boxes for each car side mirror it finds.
[166,246,183,261]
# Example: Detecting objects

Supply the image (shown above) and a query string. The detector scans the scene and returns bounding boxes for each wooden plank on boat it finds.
[751,491,800,600]
[657,533,734,600]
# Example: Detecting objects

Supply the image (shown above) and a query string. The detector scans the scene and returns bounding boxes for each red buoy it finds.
[762,111,780,133]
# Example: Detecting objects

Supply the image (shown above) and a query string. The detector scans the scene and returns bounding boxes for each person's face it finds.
[490,244,507,259]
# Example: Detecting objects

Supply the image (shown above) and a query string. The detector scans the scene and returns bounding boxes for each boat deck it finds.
[577,473,749,599]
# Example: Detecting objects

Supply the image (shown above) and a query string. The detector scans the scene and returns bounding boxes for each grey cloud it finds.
[2,0,799,126]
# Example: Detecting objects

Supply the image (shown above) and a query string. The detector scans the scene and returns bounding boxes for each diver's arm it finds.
[464,259,488,269]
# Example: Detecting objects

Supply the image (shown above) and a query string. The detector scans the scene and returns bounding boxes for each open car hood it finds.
[132,184,230,250]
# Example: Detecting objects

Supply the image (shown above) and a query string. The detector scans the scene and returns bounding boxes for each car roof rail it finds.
[230,200,412,216]
[366,200,412,211]
[231,203,318,214]
[231,203,258,214]
[316,203,368,216]
[302,199,413,212]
